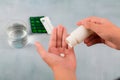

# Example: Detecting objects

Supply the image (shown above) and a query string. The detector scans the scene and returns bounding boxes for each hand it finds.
[77,16,120,50]
[35,25,76,80]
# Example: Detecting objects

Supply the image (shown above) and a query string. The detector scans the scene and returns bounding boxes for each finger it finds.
[84,34,99,43]
[76,21,82,26]
[77,16,103,26]
[88,16,102,24]
[49,28,57,48]
[105,41,118,49]
[57,25,64,48]
[35,42,47,59]
[62,27,68,49]
[84,34,95,43]
[77,18,91,26]
[86,38,103,46]
[84,36,101,45]
[84,22,103,35]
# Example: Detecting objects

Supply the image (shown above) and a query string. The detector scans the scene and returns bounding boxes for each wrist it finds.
[53,66,76,73]
[116,28,120,49]
[52,65,76,73]
[113,27,120,49]
[52,66,76,80]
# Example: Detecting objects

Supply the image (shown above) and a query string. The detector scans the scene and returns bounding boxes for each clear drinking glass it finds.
[7,21,28,48]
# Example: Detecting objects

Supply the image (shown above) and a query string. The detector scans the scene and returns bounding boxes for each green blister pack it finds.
[30,16,47,33]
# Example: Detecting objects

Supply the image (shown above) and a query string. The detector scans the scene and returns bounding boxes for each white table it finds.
[0,0,120,80]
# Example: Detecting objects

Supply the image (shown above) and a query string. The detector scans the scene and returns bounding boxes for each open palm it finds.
[35,25,76,72]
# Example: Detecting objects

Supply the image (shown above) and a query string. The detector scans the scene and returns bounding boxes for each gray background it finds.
[0,0,120,80]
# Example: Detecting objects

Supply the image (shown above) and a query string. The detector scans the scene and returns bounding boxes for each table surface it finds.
[0,0,120,80]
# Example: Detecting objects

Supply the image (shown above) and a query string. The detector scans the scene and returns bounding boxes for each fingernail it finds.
[77,22,81,26]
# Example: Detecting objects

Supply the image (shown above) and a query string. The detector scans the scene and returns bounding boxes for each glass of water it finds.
[7,21,28,48]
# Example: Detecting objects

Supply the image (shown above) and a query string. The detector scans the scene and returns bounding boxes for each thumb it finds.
[84,22,102,34]
[35,42,47,60]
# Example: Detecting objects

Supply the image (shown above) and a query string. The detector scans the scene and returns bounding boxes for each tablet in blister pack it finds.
[30,16,54,34]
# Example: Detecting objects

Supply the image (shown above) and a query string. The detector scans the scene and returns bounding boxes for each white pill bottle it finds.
[66,25,93,47]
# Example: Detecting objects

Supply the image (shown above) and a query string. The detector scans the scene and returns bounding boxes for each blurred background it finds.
[0,0,120,80]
